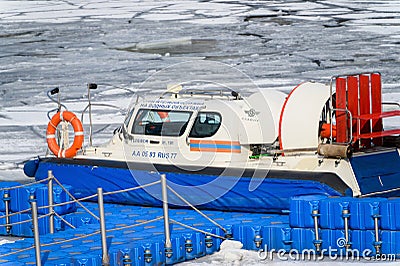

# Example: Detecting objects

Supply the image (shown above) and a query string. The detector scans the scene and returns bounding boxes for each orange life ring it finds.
[46,111,84,158]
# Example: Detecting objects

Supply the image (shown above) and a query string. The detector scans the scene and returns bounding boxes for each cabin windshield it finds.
[131,109,192,136]
[124,108,135,128]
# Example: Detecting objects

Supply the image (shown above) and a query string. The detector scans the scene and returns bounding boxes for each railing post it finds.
[97,187,110,266]
[312,208,321,252]
[3,190,11,234]
[161,174,173,259]
[47,170,54,234]
[30,194,42,266]
[373,208,382,254]
[342,208,351,251]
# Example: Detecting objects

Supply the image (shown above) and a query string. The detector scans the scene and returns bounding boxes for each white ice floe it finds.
[186,16,240,25]
[0,0,163,23]
[138,13,194,22]
[0,0,250,24]
[0,95,129,126]
[0,110,125,126]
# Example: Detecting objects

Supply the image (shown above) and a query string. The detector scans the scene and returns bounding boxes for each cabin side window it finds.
[189,112,222,138]
[131,109,192,137]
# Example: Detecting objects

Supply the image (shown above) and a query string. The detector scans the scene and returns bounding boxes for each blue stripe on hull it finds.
[35,161,340,213]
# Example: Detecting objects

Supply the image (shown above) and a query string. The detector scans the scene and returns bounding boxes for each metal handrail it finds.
[330,72,381,80]
[160,85,242,100]
[382,102,400,109]
[329,107,353,145]
[46,88,67,120]
[80,102,126,147]
[80,103,126,123]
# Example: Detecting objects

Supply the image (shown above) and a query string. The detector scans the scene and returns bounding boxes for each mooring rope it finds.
[0,245,35,258]
[34,180,160,211]
[53,211,76,229]
[0,207,32,220]
[167,185,227,233]
[170,219,226,240]
[36,193,98,211]
[39,216,164,249]
[53,176,99,220]
[0,212,51,228]
[0,177,51,191]
[103,180,161,196]
[106,216,163,233]
[0,177,162,225]
[40,230,100,247]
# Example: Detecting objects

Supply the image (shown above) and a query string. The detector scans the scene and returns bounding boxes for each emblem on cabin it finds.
[245,108,260,117]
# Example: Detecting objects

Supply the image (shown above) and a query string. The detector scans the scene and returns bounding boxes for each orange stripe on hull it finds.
[189,139,240,145]
[190,147,241,153]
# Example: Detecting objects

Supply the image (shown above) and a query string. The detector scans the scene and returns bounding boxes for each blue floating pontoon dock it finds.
[0,201,289,265]
[0,178,400,265]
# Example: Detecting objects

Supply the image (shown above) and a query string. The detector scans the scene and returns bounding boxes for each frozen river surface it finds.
[1,0,399,178]
[0,1,400,265]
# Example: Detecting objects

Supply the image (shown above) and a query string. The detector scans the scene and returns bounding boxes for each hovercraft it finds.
[25,72,400,213]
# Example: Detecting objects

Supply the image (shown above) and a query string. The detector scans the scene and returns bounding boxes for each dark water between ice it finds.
[0,0,399,180]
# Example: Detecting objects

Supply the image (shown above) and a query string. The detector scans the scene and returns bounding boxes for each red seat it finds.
[335,73,399,149]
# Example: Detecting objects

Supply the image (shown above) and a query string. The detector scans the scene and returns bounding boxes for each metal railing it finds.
[330,107,354,145]
[0,171,227,265]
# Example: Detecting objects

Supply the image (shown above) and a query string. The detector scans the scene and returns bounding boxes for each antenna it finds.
[87,83,97,147]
